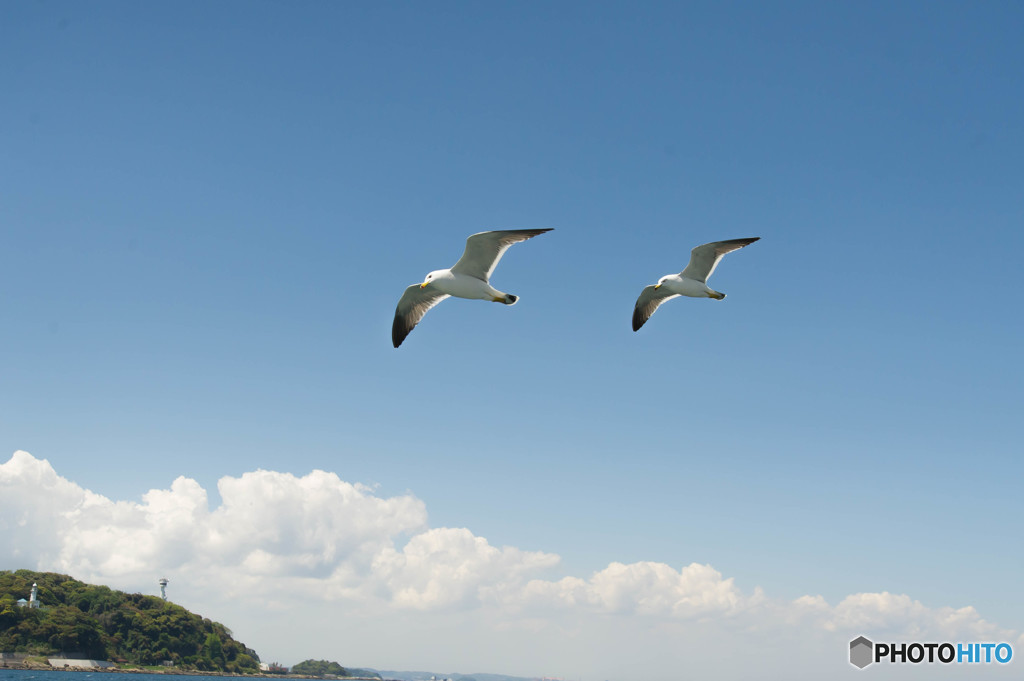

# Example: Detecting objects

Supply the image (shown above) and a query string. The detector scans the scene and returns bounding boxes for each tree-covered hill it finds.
[291,659,382,678]
[292,660,349,676]
[0,569,260,673]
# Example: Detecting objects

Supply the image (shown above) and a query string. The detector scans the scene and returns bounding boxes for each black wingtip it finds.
[631,308,645,332]
[716,236,760,247]
[392,317,409,348]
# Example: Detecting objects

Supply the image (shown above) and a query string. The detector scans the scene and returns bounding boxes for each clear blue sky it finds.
[2,2,1022,678]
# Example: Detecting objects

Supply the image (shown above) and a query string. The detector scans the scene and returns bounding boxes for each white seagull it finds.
[392,228,553,347]
[632,237,760,332]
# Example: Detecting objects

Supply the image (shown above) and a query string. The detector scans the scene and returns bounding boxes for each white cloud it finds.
[819,592,1015,641]
[503,561,750,618]
[373,527,560,610]
[0,450,430,605]
[1,450,1019,679]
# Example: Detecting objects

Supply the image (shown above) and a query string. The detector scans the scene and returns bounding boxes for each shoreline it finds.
[0,665,384,681]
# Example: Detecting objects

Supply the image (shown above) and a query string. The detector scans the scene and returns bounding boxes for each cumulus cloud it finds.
[821,592,1015,641]
[503,561,752,619]
[374,527,560,610]
[1,449,1017,656]
[0,450,430,606]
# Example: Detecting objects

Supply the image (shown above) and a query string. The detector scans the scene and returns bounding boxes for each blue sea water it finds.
[0,672,237,681]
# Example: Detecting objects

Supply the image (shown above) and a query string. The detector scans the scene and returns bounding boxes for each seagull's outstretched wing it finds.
[680,237,760,283]
[450,229,553,282]
[392,284,451,348]
[632,285,680,332]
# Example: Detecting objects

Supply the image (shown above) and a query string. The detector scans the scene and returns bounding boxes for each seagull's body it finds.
[392,228,553,347]
[632,237,760,332]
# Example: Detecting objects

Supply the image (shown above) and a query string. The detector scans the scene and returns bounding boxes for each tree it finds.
[291,659,349,677]
[203,632,224,665]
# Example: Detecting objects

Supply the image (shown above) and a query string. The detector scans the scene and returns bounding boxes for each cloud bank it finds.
[1,450,1018,678]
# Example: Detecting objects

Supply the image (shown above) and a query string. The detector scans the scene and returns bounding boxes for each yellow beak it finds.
[420,282,428,288]
[654,283,662,289]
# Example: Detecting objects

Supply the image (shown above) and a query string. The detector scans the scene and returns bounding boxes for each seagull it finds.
[392,229,553,347]
[632,237,760,332]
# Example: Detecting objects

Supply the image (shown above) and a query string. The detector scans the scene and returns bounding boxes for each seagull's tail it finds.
[503,294,519,305]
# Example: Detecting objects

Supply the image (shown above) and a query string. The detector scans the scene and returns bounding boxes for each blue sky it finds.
[2,2,1023,678]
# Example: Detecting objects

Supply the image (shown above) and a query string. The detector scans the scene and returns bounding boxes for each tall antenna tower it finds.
[159,578,169,600]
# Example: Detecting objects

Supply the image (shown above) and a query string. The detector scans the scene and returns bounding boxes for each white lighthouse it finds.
[159,578,169,600]
[29,583,40,608]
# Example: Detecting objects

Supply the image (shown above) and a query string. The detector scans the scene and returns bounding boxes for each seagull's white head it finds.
[421,270,443,288]
[655,276,668,290]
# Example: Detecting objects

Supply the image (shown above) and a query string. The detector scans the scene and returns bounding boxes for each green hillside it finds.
[0,569,260,673]
[291,659,382,678]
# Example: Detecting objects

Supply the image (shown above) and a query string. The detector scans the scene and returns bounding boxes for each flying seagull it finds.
[392,228,553,347]
[632,237,760,332]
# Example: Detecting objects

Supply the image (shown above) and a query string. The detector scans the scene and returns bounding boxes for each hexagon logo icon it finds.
[850,636,874,669]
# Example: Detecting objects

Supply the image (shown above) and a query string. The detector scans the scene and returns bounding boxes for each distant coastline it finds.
[0,665,311,679]
[0,667,384,681]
